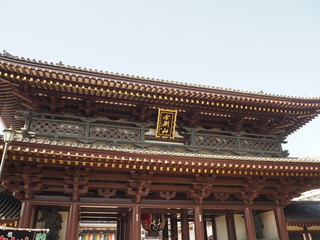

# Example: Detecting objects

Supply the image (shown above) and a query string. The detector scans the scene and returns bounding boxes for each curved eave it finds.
[0,54,320,135]
[2,139,320,178]
[1,54,320,106]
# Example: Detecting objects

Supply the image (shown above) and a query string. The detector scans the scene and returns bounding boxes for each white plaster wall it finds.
[215,215,228,240]
[260,211,279,239]
[59,211,68,240]
[35,211,44,229]
[234,214,247,240]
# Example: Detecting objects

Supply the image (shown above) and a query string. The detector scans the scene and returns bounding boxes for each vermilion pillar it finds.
[130,206,141,240]
[274,207,289,240]
[194,207,205,240]
[18,201,33,228]
[203,217,208,240]
[119,216,125,240]
[66,204,80,240]
[244,207,256,240]
[170,214,178,239]
[226,213,237,240]
[181,211,190,240]
[116,218,121,240]
[211,216,217,240]
[162,217,169,239]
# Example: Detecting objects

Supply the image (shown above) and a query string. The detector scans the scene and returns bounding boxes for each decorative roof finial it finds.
[2,50,13,57]
[56,61,65,67]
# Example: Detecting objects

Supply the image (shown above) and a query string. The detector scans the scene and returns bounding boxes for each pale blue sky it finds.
[1,0,319,157]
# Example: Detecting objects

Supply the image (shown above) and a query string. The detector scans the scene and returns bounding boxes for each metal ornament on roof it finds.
[155,109,177,139]
[141,214,166,232]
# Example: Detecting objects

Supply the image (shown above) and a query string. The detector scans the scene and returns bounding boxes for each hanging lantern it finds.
[141,214,166,232]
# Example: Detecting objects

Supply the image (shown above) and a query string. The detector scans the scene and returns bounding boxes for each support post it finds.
[274,207,289,240]
[170,214,178,240]
[116,219,121,240]
[194,207,205,240]
[18,201,33,228]
[126,210,131,239]
[130,206,141,240]
[244,207,256,240]
[203,216,208,240]
[119,216,125,240]
[210,216,217,240]
[162,217,169,240]
[66,204,80,240]
[226,213,237,240]
[181,211,190,240]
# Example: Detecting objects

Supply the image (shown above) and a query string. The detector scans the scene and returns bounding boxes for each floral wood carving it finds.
[126,181,151,203]
[98,189,117,198]
[63,167,89,201]
[188,184,212,204]
[214,192,230,201]
[159,191,176,200]
[239,186,262,205]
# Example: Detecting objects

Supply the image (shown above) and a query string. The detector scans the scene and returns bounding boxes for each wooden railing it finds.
[18,112,285,157]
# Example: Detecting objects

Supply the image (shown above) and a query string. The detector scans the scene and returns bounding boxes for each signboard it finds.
[155,109,177,139]
[0,228,47,240]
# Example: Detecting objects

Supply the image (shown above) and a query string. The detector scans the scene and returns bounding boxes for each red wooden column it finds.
[181,211,190,240]
[244,207,256,240]
[170,214,178,239]
[119,216,125,240]
[274,207,289,240]
[130,205,141,240]
[194,207,205,240]
[116,219,121,240]
[125,209,131,238]
[162,217,169,240]
[66,204,80,240]
[226,213,237,240]
[18,201,33,228]
[210,216,217,240]
[203,217,208,240]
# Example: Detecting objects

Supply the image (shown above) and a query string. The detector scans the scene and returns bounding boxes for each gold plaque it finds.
[155,109,177,139]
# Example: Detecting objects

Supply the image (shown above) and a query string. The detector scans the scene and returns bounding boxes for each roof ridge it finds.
[1,50,320,100]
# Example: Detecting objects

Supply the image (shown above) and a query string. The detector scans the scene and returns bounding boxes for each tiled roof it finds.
[285,201,320,226]
[1,50,319,100]
[8,136,320,164]
[1,50,320,137]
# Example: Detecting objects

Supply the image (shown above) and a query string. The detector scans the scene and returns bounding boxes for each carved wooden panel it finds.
[195,135,238,149]
[240,139,280,152]
[30,120,85,137]
[89,126,140,141]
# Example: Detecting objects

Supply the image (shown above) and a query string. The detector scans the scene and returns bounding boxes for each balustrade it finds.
[20,112,284,156]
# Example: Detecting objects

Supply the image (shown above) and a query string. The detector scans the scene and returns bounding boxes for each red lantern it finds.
[141,214,166,232]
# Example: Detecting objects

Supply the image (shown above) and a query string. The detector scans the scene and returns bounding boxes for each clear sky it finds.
[0,0,319,157]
